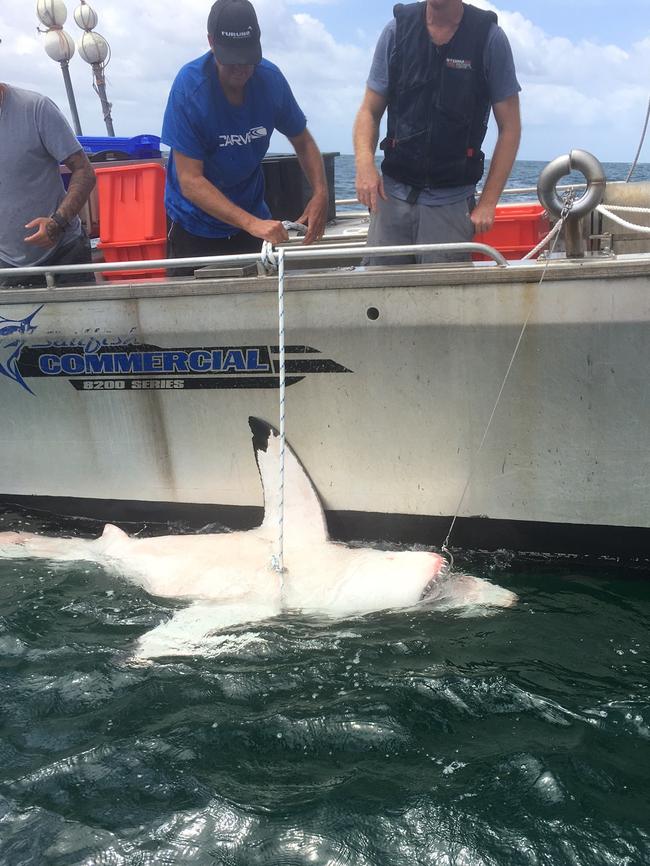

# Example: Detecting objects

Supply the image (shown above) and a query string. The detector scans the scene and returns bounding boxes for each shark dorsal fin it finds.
[101,523,128,541]
[98,523,130,553]
[249,417,329,546]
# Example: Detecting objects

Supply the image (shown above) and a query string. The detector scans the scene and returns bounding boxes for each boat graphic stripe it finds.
[69,376,306,391]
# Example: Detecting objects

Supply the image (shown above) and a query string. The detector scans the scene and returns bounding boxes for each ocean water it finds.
[333,155,650,204]
[0,508,649,865]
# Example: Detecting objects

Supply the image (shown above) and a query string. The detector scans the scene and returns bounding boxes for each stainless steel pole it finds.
[59,59,83,136]
[92,62,115,136]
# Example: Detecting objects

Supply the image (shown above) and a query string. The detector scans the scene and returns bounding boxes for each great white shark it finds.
[0,418,516,657]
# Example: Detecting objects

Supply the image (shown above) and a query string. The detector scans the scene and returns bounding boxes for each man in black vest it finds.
[354,0,521,264]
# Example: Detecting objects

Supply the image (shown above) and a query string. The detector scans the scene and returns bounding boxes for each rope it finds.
[270,248,287,596]
[259,223,307,275]
[260,240,277,274]
[265,221,309,585]
[597,204,650,214]
[625,96,650,183]
[441,206,569,559]
[521,218,563,260]
[596,204,650,234]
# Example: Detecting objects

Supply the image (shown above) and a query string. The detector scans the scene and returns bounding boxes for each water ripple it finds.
[0,541,649,864]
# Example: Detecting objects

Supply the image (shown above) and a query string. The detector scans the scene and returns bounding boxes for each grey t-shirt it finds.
[0,86,83,267]
[367,19,521,206]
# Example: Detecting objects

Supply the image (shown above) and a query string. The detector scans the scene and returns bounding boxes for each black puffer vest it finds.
[381,2,497,189]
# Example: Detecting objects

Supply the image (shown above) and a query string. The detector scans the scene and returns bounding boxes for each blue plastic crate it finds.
[77,134,161,160]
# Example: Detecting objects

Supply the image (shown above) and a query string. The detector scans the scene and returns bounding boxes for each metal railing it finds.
[0,240,509,286]
[334,181,609,212]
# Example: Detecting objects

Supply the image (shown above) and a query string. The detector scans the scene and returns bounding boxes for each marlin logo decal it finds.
[0,306,43,395]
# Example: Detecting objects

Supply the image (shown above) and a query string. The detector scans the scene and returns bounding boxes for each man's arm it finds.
[471,94,521,234]
[353,87,388,212]
[174,152,289,245]
[288,128,328,245]
[24,150,96,248]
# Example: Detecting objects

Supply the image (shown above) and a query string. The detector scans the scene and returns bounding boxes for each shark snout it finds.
[420,552,450,599]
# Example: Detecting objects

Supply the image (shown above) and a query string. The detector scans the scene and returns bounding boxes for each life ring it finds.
[537,149,606,220]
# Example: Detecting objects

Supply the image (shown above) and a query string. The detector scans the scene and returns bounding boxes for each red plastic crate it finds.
[95,163,166,244]
[473,203,550,261]
[98,238,166,282]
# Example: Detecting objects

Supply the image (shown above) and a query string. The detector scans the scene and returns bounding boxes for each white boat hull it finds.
[1,255,649,562]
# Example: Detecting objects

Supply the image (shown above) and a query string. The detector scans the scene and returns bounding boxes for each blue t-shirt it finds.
[162,54,307,237]
[367,19,521,206]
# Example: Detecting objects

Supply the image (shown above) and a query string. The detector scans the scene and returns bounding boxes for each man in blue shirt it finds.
[162,0,328,271]
[354,0,521,265]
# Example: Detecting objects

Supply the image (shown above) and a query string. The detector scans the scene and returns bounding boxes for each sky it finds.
[2,0,649,163]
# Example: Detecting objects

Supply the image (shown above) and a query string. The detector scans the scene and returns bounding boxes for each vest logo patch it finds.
[219,126,268,147]
[446,58,472,71]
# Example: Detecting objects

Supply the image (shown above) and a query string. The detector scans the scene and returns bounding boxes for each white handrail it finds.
[0,241,509,283]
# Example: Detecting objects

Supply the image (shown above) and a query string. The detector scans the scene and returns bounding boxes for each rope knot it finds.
[260,241,277,274]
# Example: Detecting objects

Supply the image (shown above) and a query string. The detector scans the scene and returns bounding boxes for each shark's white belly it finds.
[101,530,281,604]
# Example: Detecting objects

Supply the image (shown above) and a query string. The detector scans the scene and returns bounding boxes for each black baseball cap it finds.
[208,0,262,66]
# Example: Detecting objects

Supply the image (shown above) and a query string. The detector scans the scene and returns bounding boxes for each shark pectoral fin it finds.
[249,417,330,547]
[132,600,280,659]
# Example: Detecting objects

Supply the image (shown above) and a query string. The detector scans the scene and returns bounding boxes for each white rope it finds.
[521,218,563,260]
[626,96,650,183]
[271,247,287,594]
[260,240,277,274]
[596,205,650,234]
[265,223,308,584]
[260,223,307,274]
[442,211,567,556]
[597,204,650,214]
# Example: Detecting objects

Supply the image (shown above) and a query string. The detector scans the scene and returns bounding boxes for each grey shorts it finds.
[365,193,476,265]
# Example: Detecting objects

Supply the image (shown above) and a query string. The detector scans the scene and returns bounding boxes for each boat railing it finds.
[334,181,603,212]
[0,241,510,287]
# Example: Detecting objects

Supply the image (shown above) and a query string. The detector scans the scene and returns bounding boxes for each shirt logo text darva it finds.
[219,126,267,147]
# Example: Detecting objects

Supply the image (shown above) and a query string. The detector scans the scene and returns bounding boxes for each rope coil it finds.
[595,205,650,234]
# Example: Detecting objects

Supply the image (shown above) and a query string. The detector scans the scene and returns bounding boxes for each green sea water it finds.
[0,511,648,865]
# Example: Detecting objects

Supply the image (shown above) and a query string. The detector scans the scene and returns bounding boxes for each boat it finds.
[1,150,650,567]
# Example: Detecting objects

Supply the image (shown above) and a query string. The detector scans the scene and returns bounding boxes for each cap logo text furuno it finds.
[220,26,253,39]
[446,58,472,71]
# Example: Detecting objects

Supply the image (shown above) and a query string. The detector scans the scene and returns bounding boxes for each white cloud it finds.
[1,1,649,162]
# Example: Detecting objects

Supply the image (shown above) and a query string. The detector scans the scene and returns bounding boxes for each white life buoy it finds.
[537,150,606,220]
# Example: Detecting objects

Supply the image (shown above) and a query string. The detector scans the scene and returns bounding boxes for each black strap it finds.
[406,186,421,205]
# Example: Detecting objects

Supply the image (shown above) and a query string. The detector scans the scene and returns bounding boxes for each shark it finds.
[0,418,516,657]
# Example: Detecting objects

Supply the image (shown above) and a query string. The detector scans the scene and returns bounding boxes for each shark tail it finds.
[0,530,101,563]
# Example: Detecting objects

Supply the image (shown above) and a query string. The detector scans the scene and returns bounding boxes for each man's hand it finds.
[297,190,328,244]
[355,162,386,213]
[353,87,388,212]
[248,219,290,245]
[24,217,62,248]
[472,95,521,236]
[470,201,496,236]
